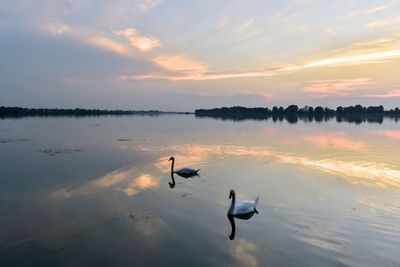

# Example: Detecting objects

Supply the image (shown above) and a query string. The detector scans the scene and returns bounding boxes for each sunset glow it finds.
[1,0,399,110]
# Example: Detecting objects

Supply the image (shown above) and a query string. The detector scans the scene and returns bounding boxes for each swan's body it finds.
[228,189,259,216]
[175,167,199,176]
[169,157,199,177]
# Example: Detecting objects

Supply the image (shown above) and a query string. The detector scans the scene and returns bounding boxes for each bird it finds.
[169,156,200,177]
[227,189,259,216]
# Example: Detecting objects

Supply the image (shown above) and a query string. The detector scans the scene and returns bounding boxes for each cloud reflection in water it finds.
[138,144,400,190]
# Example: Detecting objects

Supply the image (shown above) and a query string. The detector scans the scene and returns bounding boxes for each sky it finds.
[0,0,400,111]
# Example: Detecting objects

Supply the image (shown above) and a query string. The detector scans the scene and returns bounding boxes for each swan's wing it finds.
[233,201,256,215]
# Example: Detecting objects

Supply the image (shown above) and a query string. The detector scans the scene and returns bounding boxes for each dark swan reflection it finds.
[227,189,259,240]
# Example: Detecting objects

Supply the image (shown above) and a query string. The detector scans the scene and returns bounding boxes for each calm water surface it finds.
[0,115,399,266]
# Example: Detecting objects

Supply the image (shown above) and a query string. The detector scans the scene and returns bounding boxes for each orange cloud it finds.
[116,28,160,52]
[152,55,208,75]
[123,38,400,81]
[303,133,367,151]
[87,37,129,55]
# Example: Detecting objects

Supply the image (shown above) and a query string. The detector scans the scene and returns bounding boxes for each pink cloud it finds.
[303,79,374,96]
[362,89,400,98]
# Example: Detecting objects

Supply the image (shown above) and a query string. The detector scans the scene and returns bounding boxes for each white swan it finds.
[169,156,200,177]
[228,189,259,216]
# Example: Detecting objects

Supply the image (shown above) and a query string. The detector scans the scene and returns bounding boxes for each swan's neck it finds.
[228,192,236,214]
[170,158,175,173]
[169,172,176,188]
[228,215,236,240]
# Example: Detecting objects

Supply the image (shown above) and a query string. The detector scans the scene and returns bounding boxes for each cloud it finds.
[348,4,391,17]
[362,89,400,98]
[135,0,162,13]
[322,28,337,35]
[123,38,400,81]
[87,36,129,55]
[237,18,255,33]
[366,18,400,32]
[41,22,71,35]
[151,55,208,75]
[116,28,161,52]
[303,79,374,96]
[218,16,229,30]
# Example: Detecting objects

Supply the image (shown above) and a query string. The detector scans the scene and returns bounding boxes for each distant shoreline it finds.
[0,107,193,118]
[1,105,400,124]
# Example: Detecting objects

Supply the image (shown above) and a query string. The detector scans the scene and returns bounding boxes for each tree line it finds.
[195,105,400,123]
[0,107,184,118]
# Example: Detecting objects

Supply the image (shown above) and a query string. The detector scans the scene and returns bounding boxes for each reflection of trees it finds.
[195,105,400,124]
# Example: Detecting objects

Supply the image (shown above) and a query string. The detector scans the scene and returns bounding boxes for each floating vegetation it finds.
[0,138,29,143]
[37,148,83,156]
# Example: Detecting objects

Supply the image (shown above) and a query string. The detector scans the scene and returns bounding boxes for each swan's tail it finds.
[254,196,260,208]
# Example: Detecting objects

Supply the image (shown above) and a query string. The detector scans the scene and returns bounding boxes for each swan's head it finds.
[229,189,235,199]
[169,156,174,161]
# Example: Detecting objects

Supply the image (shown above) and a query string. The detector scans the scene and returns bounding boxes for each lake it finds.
[0,115,399,266]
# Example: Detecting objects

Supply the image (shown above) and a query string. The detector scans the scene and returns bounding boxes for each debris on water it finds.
[0,138,29,143]
[117,138,132,142]
[180,192,191,198]
[37,148,83,156]
[129,214,135,219]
